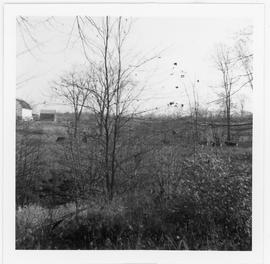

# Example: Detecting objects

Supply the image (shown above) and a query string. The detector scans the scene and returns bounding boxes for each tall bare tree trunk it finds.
[226,104,231,141]
[103,16,113,201]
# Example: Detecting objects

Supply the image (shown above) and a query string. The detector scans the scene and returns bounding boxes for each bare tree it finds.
[180,74,200,158]
[52,69,93,137]
[235,26,253,90]
[73,16,161,201]
[213,44,240,141]
[191,80,200,150]
[239,94,247,117]
[16,17,57,89]
[16,16,56,58]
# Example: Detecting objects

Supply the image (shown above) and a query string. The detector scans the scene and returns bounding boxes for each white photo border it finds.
[3,3,265,264]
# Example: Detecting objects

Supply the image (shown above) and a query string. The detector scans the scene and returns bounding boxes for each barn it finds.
[16,99,33,121]
[40,109,57,121]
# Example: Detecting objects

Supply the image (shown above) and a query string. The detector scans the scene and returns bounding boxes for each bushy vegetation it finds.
[16,119,252,250]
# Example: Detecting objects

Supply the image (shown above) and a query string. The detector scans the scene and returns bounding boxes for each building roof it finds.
[16,99,32,110]
[40,109,56,114]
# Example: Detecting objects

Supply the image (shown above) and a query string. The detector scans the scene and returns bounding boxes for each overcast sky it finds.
[16,16,253,115]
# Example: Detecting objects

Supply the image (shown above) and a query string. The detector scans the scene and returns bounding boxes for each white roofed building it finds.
[16,99,33,121]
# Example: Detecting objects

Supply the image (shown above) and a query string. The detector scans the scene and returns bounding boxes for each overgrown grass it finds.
[16,149,251,250]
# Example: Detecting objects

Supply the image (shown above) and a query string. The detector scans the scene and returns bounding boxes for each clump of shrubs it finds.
[161,151,252,250]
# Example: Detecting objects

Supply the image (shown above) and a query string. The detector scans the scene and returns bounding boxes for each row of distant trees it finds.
[213,26,253,141]
[178,26,252,144]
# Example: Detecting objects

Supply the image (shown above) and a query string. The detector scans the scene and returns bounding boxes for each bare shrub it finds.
[16,123,43,207]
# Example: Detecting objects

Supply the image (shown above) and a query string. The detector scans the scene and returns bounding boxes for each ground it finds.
[15,114,252,250]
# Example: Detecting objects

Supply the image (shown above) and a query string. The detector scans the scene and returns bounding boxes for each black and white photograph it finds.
[2,2,267,263]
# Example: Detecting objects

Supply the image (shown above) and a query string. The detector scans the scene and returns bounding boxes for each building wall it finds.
[16,100,22,118]
[40,113,55,121]
[22,108,33,120]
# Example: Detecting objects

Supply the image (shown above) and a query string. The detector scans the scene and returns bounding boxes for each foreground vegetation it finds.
[16,115,252,250]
